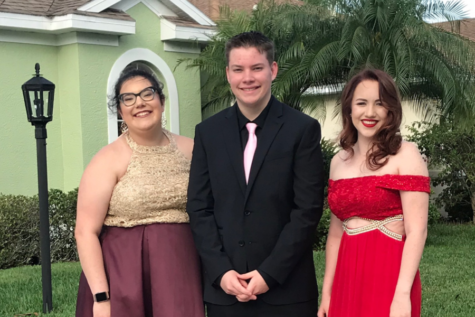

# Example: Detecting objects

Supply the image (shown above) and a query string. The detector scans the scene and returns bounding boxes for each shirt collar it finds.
[236,95,274,130]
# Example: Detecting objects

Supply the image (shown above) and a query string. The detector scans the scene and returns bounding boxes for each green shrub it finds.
[0,189,78,270]
[0,194,40,269]
[321,138,339,194]
[314,139,338,250]
[428,202,441,226]
[407,120,475,223]
[314,208,331,251]
[49,188,78,263]
[444,195,473,223]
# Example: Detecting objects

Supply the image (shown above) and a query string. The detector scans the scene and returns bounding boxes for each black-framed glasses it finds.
[119,87,156,107]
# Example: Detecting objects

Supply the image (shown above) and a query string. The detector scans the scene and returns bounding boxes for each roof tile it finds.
[0,0,133,21]
[0,0,303,26]
[163,15,215,29]
[187,0,302,21]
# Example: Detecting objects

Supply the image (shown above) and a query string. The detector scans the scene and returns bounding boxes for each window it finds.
[107,48,180,143]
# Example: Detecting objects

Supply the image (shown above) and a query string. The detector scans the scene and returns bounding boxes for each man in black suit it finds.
[187,31,324,317]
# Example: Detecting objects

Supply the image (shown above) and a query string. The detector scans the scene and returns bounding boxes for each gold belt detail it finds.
[342,215,404,241]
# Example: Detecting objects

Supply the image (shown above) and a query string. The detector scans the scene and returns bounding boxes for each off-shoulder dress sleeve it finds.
[375,175,430,193]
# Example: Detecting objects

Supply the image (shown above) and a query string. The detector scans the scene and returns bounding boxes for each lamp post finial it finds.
[35,63,40,77]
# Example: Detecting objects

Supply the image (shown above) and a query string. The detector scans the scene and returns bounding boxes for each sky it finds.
[442,0,475,18]
[425,0,475,23]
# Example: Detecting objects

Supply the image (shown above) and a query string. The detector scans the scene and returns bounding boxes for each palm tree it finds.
[179,0,475,122]
[179,0,343,117]
[325,0,475,122]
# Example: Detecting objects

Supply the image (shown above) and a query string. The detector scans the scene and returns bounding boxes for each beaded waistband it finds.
[342,215,404,241]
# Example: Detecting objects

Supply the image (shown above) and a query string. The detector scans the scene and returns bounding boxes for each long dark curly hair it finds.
[339,69,403,170]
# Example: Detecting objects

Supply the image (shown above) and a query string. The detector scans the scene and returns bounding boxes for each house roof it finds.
[163,15,215,29]
[0,0,218,43]
[434,18,475,42]
[0,0,134,20]
[0,0,304,24]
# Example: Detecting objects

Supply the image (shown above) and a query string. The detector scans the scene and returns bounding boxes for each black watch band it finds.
[94,292,110,302]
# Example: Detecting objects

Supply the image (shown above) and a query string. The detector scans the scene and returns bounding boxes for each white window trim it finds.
[107,48,180,143]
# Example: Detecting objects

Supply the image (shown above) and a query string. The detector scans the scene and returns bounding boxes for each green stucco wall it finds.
[57,44,85,191]
[0,43,64,195]
[0,2,202,195]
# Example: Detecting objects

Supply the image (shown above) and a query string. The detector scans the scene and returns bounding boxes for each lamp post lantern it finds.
[22,63,55,313]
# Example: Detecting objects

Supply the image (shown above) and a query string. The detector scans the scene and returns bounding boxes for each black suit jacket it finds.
[187,97,324,305]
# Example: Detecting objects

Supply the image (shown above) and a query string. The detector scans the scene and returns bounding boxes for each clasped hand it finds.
[220,270,270,302]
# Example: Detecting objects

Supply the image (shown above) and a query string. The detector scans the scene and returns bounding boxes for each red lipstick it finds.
[361,120,378,128]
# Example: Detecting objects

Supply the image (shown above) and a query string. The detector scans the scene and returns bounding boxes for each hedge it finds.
[0,189,78,269]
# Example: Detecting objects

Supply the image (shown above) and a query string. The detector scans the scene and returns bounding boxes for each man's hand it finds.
[237,270,270,297]
[220,270,255,302]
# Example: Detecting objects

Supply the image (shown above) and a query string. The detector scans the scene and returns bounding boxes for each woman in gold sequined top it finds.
[74,67,204,317]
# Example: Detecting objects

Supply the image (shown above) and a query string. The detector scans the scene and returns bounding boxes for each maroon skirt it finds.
[76,223,205,317]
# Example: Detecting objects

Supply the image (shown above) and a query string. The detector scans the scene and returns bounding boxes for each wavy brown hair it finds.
[339,69,403,170]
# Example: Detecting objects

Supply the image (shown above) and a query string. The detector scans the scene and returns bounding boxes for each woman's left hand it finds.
[390,292,411,317]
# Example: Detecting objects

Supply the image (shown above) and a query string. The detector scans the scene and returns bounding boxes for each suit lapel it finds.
[244,99,284,204]
[224,106,246,195]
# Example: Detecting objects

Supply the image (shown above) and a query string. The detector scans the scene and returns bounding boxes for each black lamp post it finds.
[22,63,55,314]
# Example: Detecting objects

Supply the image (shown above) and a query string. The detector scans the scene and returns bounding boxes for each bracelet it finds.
[94,291,110,302]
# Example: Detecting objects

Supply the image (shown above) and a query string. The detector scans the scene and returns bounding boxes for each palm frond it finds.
[179,0,475,124]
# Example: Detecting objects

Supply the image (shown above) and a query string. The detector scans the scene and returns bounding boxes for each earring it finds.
[161,113,167,129]
[120,121,128,134]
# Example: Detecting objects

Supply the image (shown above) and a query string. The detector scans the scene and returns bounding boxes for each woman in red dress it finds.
[317,69,430,317]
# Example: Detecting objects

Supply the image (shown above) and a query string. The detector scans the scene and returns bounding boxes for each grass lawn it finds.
[1,223,474,316]
[0,262,82,317]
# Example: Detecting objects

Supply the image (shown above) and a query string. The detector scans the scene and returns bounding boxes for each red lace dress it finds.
[327,174,430,317]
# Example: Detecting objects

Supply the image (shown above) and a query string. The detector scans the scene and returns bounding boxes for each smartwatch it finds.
[94,292,110,302]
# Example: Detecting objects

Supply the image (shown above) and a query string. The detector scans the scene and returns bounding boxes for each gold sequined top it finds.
[104,129,190,227]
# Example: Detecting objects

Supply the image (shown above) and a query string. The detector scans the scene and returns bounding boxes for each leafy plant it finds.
[0,189,79,269]
[428,201,442,225]
[314,139,338,250]
[321,138,339,192]
[49,188,78,263]
[408,120,475,223]
[314,208,332,250]
[179,0,475,124]
[0,194,40,269]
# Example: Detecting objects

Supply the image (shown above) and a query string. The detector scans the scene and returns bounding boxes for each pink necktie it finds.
[244,123,257,184]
